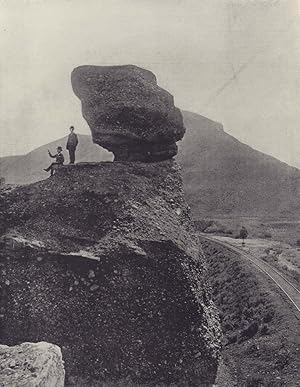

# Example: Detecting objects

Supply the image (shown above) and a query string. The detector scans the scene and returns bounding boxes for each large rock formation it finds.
[0,161,221,385]
[0,342,65,386]
[71,65,185,162]
[0,65,221,386]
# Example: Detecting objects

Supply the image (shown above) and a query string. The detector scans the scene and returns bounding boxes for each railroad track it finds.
[200,235,300,317]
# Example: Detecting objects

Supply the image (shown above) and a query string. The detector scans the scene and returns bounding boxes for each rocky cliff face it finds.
[0,65,221,386]
[0,342,65,386]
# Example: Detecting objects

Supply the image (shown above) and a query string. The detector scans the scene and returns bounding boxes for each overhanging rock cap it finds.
[71,64,185,162]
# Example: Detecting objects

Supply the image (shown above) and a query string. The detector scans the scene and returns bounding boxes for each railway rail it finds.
[200,234,300,317]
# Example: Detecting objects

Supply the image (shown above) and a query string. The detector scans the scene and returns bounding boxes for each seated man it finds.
[44,146,64,176]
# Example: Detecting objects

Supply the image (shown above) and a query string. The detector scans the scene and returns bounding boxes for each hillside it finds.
[1,111,300,218]
[178,111,300,218]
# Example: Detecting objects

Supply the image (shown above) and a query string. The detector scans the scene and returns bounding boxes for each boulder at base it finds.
[0,342,65,387]
[0,161,221,386]
[71,65,185,162]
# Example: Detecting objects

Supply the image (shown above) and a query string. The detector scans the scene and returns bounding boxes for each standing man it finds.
[239,226,248,247]
[66,126,79,164]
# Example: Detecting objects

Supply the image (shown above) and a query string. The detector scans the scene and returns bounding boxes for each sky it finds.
[0,0,300,167]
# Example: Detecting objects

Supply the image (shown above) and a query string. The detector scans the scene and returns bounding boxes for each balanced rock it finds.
[71,65,185,162]
[0,342,65,387]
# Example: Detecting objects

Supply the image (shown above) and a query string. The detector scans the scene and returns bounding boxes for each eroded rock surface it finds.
[0,342,65,387]
[71,65,185,162]
[0,161,221,386]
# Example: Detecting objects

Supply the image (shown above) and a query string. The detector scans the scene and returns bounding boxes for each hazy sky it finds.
[1,0,300,167]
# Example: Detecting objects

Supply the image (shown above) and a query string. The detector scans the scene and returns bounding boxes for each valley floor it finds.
[205,235,300,289]
[197,216,300,246]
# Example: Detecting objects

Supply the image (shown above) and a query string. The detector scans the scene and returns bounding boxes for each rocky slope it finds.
[0,161,221,386]
[202,238,300,386]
